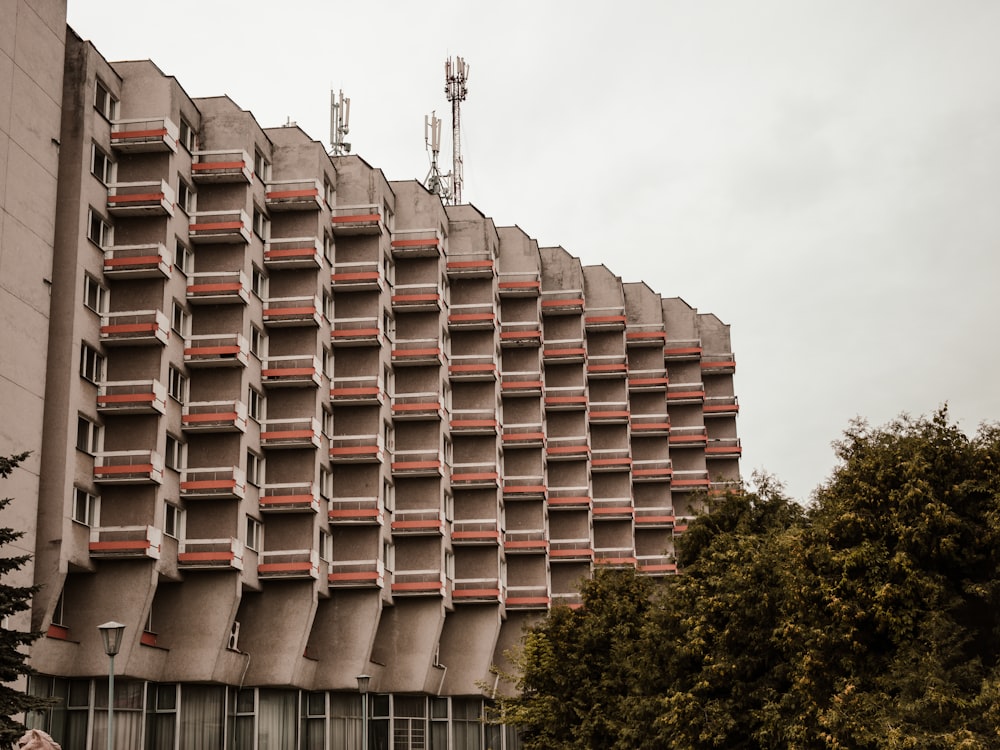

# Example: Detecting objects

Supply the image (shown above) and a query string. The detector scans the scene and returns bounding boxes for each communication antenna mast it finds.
[424,112,452,202]
[330,89,351,156]
[444,56,469,204]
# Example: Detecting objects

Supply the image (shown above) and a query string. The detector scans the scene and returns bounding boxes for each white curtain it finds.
[179,685,225,749]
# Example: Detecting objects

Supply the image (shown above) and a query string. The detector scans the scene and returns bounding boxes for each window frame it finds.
[94,78,118,121]
[90,143,115,185]
[72,487,99,527]
[83,274,108,314]
[167,366,187,404]
[247,386,263,422]
[245,517,262,552]
[87,208,113,248]
[176,176,196,214]
[174,239,192,276]
[76,415,102,455]
[164,434,185,472]
[246,451,263,488]
[79,343,105,384]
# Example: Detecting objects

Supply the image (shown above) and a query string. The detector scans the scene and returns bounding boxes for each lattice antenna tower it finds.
[444,56,469,204]
[424,112,453,202]
[329,89,351,156]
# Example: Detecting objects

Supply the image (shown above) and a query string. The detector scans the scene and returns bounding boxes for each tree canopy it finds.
[496,409,1000,749]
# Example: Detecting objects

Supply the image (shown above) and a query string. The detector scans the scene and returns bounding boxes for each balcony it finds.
[540,290,584,316]
[391,508,447,535]
[663,339,703,361]
[452,517,501,545]
[179,466,246,500]
[178,538,244,571]
[100,310,169,347]
[110,117,178,153]
[392,283,443,313]
[186,271,250,305]
[392,338,445,367]
[391,392,445,421]
[625,324,667,347]
[189,209,251,244]
[445,250,495,278]
[591,448,632,472]
[258,549,320,580]
[331,374,384,405]
[630,413,670,435]
[93,451,164,485]
[329,434,385,463]
[450,408,499,435]
[328,559,385,589]
[89,525,162,559]
[96,380,166,415]
[544,385,587,411]
[584,307,626,331]
[264,237,322,269]
[390,228,442,257]
[502,422,544,448]
[666,382,706,405]
[332,204,382,236]
[551,592,583,608]
[448,302,496,330]
[542,338,586,364]
[499,320,541,348]
[704,395,740,418]
[103,243,172,279]
[391,569,446,596]
[546,486,591,510]
[265,179,324,211]
[503,529,548,554]
[184,334,249,368]
[451,461,500,488]
[710,480,741,496]
[260,482,320,513]
[263,295,322,327]
[502,476,547,500]
[500,370,543,397]
[260,418,321,449]
[706,437,742,459]
[261,355,322,388]
[631,458,673,483]
[636,554,678,576]
[589,401,630,423]
[391,448,444,477]
[505,584,550,610]
[627,367,669,391]
[592,497,635,518]
[190,150,252,183]
[449,354,497,381]
[674,516,696,534]
[328,496,384,525]
[669,426,708,448]
[672,469,711,492]
[701,353,737,374]
[331,261,384,292]
[634,506,675,527]
[586,354,627,379]
[452,577,503,604]
[594,547,637,567]
[546,436,590,461]
[181,400,248,433]
[497,271,540,297]
[549,538,594,562]
[106,180,174,217]
[330,316,386,347]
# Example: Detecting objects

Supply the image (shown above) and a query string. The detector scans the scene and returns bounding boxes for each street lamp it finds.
[356,674,370,750]
[98,621,125,750]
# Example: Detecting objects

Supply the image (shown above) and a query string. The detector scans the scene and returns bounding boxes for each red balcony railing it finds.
[390,228,442,257]
[189,209,251,244]
[449,354,497,381]
[258,549,320,580]
[332,204,382,236]
[261,355,321,388]
[263,295,322,327]
[505,584,550,609]
[391,448,444,477]
[625,323,666,347]
[265,179,324,211]
[502,422,544,448]
[330,316,386,347]
[179,466,246,500]
[330,374,384,405]
[186,271,249,305]
[549,538,594,561]
[103,243,172,279]
[391,569,446,596]
[100,310,169,347]
[184,334,249,368]
[93,451,164,485]
[89,525,162,559]
[663,339,703,361]
[106,180,174,217]
[451,461,500,488]
[329,434,385,463]
[497,271,540,297]
[631,458,673,483]
[445,250,495,278]
[260,418,321,450]
[704,395,739,417]
[452,577,503,603]
[260,482,320,513]
[328,558,385,588]
[181,400,248,433]
[499,320,542,348]
[331,261,384,292]
[450,408,499,435]
[584,306,626,331]
[178,538,244,570]
[96,380,167,415]
[391,392,445,421]
[452,518,501,545]
[328,496,384,525]
[264,237,323,269]
[671,470,711,492]
[448,301,496,329]
[110,117,178,153]
[503,529,549,554]
[540,290,585,316]
[191,150,252,183]
[391,508,447,535]
[706,437,742,459]
[392,283,443,313]
[669,426,708,447]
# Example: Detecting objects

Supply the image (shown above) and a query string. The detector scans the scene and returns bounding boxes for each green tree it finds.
[0,452,52,745]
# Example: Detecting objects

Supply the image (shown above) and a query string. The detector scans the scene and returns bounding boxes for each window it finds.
[320,469,332,500]
[90,144,114,184]
[179,118,196,151]
[245,518,262,552]
[246,451,263,487]
[322,289,333,321]
[252,208,269,241]
[145,682,179,748]
[87,208,112,247]
[445,550,455,581]
[253,149,270,181]
[249,324,265,359]
[171,300,190,337]
[174,239,192,276]
[250,264,266,298]
[322,408,333,439]
[72,488,98,526]
[176,177,195,214]
[52,592,66,626]
[319,529,332,563]
[247,387,263,422]
[167,366,187,403]
[322,346,333,380]
[164,435,185,472]
[83,275,107,314]
[76,415,102,454]
[323,232,334,264]
[323,178,335,208]
[164,504,183,539]
[79,344,104,384]
[303,692,327,749]
[94,78,118,120]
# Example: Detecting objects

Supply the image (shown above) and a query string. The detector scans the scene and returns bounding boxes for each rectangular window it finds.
[164,435,185,472]
[319,529,332,563]
[322,290,333,321]
[177,177,195,214]
[323,232,334,264]
[90,144,114,184]
[322,408,333,439]
[251,264,266,298]
[171,300,190,337]
[79,344,104,384]
[252,208,269,241]
[253,149,270,181]
[94,78,118,120]
[167,366,187,403]
[246,451,263,487]
[174,239,192,276]
[83,275,108,314]
[323,178,335,208]
[88,208,112,247]
[76,415,101,454]
[245,518,262,552]
[249,325,265,359]
[247,387,263,422]
[164,504,183,539]
[179,118,196,151]
[323,346,334,380]
[320,468,333,500]
[72,488,98,526]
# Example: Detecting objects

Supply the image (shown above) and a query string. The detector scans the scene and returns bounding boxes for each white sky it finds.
[67,0,1000,502]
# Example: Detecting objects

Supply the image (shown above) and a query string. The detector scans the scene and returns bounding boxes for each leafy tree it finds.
[0,452,52,745]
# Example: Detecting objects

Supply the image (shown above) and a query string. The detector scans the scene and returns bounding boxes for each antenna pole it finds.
[330,89,351,156]
[444,56,469,204]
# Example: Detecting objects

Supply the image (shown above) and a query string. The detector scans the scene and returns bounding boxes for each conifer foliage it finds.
[0,452,52,745]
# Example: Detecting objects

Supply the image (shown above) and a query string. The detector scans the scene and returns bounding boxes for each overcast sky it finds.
[67,1,1000,502]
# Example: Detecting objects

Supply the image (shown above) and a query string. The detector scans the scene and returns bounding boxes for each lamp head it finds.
[356,674,371,694]
[98,621,126,656]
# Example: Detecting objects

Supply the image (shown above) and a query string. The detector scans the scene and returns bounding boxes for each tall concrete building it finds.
[6,17,740,750]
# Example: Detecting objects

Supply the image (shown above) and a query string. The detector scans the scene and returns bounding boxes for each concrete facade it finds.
[10,17,740,750]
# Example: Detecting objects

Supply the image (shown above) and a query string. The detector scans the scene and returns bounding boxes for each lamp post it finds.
[98,621,125,750]
[356,674,370,750]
